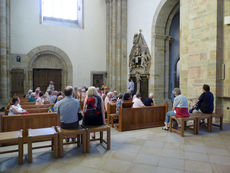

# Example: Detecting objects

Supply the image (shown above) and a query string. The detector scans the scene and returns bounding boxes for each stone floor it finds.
[1,125,230,173]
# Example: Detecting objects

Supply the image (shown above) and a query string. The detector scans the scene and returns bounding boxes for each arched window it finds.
[41,0,83,28]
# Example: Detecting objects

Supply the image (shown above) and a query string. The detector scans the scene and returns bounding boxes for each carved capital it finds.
[153,34,173,41]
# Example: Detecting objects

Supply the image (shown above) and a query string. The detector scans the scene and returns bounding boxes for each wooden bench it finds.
[1,113,60,142]
[107,103,117,127]
[5,108,49,115]
[209,113,223,131]
[21,104,54,109]
[118,103,168,131]
[27,127,58,163]
[169,115,198,137]
[56,126,86,157]
[0,130,23,164]
[85,125,110,153]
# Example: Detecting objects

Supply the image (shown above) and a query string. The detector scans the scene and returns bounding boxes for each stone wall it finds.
[222,0,230,122]
[180,0,218,106]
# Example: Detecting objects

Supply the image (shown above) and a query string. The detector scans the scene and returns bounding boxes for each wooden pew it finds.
[117,103,168,131]
[5,108,49,115]
[21,104,54,109]
[1,113,60,142]
[107,103,117,127]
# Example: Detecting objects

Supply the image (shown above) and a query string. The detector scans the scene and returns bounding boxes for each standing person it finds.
[82,86,105,138]
[144,93,154,106]
[74,87,81,100]
[48,81,55,91]
[128,78,135,96]
[189,84,214,114]
[54,86,81,129]
[8,96,28,115]
[162,88,189,130]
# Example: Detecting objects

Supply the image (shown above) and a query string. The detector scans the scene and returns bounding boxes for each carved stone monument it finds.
[129,30,151,98]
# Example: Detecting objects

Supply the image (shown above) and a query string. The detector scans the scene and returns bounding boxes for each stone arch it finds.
[149,0,179,105]
[26,45,73,91]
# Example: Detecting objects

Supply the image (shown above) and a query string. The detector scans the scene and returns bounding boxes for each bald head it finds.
[64,86,73,96]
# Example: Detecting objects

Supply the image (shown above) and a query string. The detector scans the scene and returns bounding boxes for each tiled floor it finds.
[1,125,230,173]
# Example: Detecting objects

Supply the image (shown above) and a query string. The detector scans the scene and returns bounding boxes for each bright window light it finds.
[42,0,78,21]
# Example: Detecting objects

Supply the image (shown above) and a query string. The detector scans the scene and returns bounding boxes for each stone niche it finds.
[129,30,151,100]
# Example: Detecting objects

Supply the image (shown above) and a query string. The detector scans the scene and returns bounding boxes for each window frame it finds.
[40,0,84,28]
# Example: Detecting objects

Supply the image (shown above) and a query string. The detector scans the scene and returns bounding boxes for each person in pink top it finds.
[162,88,189,130]
[35,87,40,99]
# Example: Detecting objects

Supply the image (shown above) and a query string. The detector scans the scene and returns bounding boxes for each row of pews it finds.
[0,95,111,164]
[106,101,168,131]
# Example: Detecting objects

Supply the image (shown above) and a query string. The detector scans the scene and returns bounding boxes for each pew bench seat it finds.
[84,125,111,153]
[55,126,86,157]
[169,115,198,137]
[27,127,58,163]
[0,130,24,164]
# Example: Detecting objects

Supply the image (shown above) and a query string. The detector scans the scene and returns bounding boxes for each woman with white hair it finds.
[162,88,189,130]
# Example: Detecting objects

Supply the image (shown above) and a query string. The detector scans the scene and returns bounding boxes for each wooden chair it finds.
[107,103,117,127]
[0,130,23,164]
[27,127,58,163]
[85,125,111,153]
[55,126,86,157]
[169,115,198,137]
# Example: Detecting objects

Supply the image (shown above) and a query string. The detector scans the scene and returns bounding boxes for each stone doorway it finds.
[33,69,62,92]
[149,0,180,105]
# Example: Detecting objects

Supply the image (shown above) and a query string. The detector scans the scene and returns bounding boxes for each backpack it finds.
[82,96,103,126]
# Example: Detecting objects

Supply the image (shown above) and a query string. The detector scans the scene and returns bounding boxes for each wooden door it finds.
[93,74,104,88]
[11,69,24,95]
[33,69,62,92]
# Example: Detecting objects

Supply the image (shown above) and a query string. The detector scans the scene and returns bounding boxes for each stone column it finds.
[105,0,127,92]
[0,0,10,106]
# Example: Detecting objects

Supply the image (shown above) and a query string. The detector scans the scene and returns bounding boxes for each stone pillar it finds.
[105,0,127,92]
[0,0,10,106]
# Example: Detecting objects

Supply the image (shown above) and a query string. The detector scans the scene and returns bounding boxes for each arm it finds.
[101,99,106,124]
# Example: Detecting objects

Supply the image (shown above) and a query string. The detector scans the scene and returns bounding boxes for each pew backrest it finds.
[118,104,168,131]
[107,103,116,114]
[1,112,60,141]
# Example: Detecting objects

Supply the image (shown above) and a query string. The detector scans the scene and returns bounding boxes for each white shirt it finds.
[8,104,23,115]
[104,96,110,111]
[132,98,144,108]
[128,81,135,91]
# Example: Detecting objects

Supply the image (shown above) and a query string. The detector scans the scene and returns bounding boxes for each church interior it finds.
[0,0,230,172]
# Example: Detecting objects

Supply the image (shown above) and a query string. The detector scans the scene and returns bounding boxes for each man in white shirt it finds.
[132,93,145,108]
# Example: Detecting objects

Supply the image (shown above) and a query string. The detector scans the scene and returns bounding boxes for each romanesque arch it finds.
[26,45,73,91]
[149,0,179,105]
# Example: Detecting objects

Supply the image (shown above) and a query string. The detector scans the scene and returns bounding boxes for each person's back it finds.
[132,94,144,108]
[173,94,189,117]
[198,91,214,114]
[144,93,154,106]
[56,96,80,124]
[55,86,81,129]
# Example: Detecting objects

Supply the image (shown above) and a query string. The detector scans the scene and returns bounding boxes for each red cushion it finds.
[175,107,190,118]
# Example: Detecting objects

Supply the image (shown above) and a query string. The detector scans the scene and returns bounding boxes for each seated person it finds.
[36,92,45,105]
[189,84,214,114]
[104,92,113,111]
[144,93,154,106]
[162,88,189,130]
[25,89,32,98]
[47,90,57,104]
[35,87,40,99]
[9,96,28,115]
[132,93,145,108]
[29,93,36,102]
[116,94,123,115]
[55,86,81,129]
